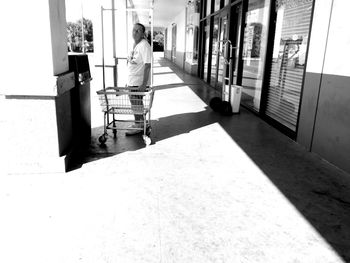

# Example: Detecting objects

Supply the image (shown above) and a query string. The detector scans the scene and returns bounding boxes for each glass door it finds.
[221,2,242,101]
[216,12,229,90]
[240,0,271,112]
[210,11,229,90]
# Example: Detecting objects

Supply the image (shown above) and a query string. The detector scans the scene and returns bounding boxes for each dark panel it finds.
[78,82,91,145]
[55,91,73,156]
[312,73,350,174]
[297,72,322,150]
[68,54,92,149]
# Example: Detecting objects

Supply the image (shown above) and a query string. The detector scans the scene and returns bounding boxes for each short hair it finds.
[134,23,145,33]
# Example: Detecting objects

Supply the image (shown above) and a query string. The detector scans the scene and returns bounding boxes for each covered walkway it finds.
[1,54,350,262]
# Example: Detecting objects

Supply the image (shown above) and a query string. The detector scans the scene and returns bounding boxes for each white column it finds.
[0,0,69,96]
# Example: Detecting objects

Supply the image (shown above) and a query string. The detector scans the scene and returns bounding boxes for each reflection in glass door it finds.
[203,20,210,82]
[264,0,313,132]
[216,13,228,90]
[210,12,228,90]
[241,0,271,111]
[231,4,242,85]
[210,15,219,87]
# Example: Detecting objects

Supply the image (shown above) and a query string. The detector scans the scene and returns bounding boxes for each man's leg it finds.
[126,94,144,135]
[130,94,144,123]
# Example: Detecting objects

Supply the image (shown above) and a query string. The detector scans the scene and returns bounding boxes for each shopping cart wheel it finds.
[98,134,107,144]
[143,135,151,146]
[146,126,152,136]
[113,130,117,138]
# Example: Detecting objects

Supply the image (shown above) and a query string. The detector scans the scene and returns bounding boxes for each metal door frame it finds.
[213,9,230,90]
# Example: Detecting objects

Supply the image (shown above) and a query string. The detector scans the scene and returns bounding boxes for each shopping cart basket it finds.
[96,86,155,145]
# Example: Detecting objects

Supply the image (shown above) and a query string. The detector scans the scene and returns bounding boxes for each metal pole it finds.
[150,0,154,87]
[126,0,129,56]
[81,1,84,53]
[101,7,106,91]
[101,6,109,122]
[111,0,117,87]
[221,43,226,101]
[228,44,233,102]
[111,0,116,58]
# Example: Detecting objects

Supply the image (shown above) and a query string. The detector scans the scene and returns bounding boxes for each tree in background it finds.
[145,29,164,51]
[67,18,93,52]
[154,32,164,48]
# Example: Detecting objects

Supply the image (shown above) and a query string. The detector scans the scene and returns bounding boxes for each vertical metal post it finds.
[126,0,129,54]
[81,1,85,53]
[112,0,117,87]
[184,5,187,70]
[101,6,109,121]
[221,41,227,101]
[101,7,106,91]
[228,44,233,101]
[111,0,116,58]
[150,0,154,87]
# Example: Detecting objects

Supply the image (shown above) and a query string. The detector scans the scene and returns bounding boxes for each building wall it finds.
[161,0,350,174]
[297,0,350,173]
[297,0,333,148]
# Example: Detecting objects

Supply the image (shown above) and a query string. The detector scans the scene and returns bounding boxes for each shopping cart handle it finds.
[106,86,140,91]
[97,87,153,96]
[107,86,153,91]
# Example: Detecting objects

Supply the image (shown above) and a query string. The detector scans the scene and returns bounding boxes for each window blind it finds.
[265,1,313,131]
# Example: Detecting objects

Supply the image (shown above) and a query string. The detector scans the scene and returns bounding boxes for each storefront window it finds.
[207,0,212,16]
[195,0,200,13]
[214,0,220,12]
[186,26,199,63]
[210,16,219,86]
[241,0,271,111]
[193,26,199,62]
[203,20,210,81]
[265,0,313,131]
[216,14,228,91]
[232,4,242,85]
[186,0,200,64]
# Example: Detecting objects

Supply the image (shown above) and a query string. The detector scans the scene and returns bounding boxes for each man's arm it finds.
[139,63,151,91]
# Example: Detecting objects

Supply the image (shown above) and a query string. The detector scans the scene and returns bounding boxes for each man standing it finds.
[126,22,152,135]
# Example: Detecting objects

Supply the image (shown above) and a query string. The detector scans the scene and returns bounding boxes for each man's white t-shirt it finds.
[128,39,151,86]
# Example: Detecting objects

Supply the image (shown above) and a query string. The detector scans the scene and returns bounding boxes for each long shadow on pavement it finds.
[70,57,350,262]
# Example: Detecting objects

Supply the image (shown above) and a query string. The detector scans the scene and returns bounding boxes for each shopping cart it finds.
[97,86,154,146]
[97,3,155,146]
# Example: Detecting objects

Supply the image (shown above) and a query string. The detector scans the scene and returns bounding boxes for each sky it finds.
[65,0,96,22]
[65,0,176,27]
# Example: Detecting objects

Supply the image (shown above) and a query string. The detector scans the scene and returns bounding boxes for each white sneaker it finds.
[125,124,144,136]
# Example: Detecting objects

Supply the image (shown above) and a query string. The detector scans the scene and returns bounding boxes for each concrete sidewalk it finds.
[1,54,350,262]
